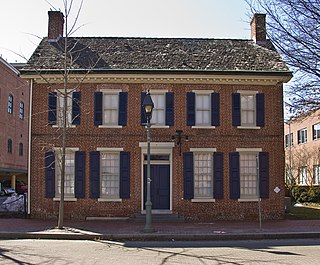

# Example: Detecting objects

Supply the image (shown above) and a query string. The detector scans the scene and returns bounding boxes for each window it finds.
[19,101,24,120]
[313,123,320,140]
[103,93,119,125]
[151,93,166,125]
[195,94,211,126]
[55,149,75,197]
[194,153,213,198]
[7,139,12,153]
[8,94,13,114]
[298,166,308,185]
[232,92,264,128]
[19,143,23,156]
[240,153,258,198]
[298,128,307,144]
[56,91,73,127]
[285,133,293,147]
[313,165,320,185]
[100,152,120,199]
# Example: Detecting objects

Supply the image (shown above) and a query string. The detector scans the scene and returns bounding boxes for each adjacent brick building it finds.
[0,57,29,187]
[21,12,292,221]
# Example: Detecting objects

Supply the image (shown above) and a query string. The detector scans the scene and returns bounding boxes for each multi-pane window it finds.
[100,152,120,199]
[19,143,23,156]
[285,133,293,147]
[56,91,72,127]
[103,93,119,125]
[151,94,165,125]
[298,128,307,144]
[194,153,213,198]
[298,166,308,185]
[7,139,12,154]
[240,153,258,198]
[8,94,13,114]
[195,94,211,126]
[55,149,75,197]
[19,101,24,120]
[313,165,320,185]
[313,123,320,140]
[241,94,255,126]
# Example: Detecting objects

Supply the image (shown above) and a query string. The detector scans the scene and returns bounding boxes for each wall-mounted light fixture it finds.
[171,130,189,156]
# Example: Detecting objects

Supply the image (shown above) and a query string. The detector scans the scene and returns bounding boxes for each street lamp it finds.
[142,91,155,233]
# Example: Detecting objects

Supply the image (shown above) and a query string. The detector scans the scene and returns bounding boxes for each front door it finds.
[143,164,170,210]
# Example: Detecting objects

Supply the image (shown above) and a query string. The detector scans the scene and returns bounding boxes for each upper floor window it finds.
[285,133,293,147]
[232,92,265,128]
[19,101,24,120]
[151,93,166,125]
[313,123,320,140]
[8,94,13,114]
[19,143,23,156]
[298,128,307,144]
[7,139,12,153]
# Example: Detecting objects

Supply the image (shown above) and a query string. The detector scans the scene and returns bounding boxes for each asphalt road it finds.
[0,238,319,264]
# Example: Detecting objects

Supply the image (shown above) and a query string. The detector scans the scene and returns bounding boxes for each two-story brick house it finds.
[21,11,292,221]
[0,57,29,189]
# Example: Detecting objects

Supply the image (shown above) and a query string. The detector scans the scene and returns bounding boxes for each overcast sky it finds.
[0,0,251,63]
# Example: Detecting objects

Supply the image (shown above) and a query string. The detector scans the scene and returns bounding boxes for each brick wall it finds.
[30,80,285,221]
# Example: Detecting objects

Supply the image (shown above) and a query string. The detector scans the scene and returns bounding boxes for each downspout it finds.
[27,79,33,215]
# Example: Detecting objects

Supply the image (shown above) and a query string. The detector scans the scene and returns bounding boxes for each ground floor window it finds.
[100,152,120,199]
[298,166,308,185]
[194,152,213,198]
[240,153,258,199]
[313,165,320,185]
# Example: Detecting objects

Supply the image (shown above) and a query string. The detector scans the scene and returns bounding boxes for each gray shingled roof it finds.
[22,37,290,73]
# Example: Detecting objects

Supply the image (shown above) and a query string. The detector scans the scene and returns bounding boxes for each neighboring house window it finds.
[8,94,13,114]
[48,91,81,126]
[19,101,24,120]
[313,165,320,185]
[232,92,265,128]
[298,166,308,185]
[7,139,12,153]
[100,152,120,199]
[183,151,224,200]
[94,91,128,127]
[313,123,320,140]
[186,92,220,127]
[19,143,23,156]
[285,168,294,185]
[285,133,293,147]
[297,128,307,144]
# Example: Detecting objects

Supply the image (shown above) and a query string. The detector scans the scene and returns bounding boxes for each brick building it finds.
[21,12,292,221]
[0,57,29,188]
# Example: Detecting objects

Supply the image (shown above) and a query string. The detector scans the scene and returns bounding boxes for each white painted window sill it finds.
[191,126,216,129]
[52,125,76,128]
[98,198,122,202]
[237,126,261,130]
[191,198,215,203]
[53,197,77,202]
[151,125,170,128]
[238,198,260,202]
[98,125,123,128]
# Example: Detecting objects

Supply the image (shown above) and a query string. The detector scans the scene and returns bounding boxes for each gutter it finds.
[27,79,33,215]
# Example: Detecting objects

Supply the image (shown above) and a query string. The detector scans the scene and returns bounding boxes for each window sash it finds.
[55,150,75,196]
[240,153,258,198]
[103,93,119,125]
[8,95,13,114]
[298,167,308,185]
[19,102,24,120]
[194,153,213,198]
[100,152,120,198]
[313,124,320,140]
[56,92,72,127]
[285,133,293,147]
[150,94,165,125]
[298,129,307,144]
[195,94,211,126]
[241,95,255,126]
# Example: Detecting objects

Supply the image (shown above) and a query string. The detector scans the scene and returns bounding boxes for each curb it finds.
[0,232,320,241]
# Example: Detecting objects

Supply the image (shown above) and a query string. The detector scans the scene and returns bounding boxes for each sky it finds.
[0,0,251,63]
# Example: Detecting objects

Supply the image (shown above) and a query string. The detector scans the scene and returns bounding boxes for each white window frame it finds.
[237,90,260,130]
[53,89,75,128]
[298,166,308,185]
[313,165,320,185]
[192,90,215,129]
[8,94,13,114]
[285,133,293,147]
[19,101,24,120]
[149,90,168,128]
[313,123,320,141]
[298,128,307,144]
[99,89,121,128]
[53,147,79,200]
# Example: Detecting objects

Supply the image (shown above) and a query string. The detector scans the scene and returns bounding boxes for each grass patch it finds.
[286,203,320,220]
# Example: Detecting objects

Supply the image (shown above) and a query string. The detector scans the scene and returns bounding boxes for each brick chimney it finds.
[250,14,266,44]
[48,11,64,42]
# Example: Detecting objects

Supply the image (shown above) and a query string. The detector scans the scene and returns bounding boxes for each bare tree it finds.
[246,0,320,117]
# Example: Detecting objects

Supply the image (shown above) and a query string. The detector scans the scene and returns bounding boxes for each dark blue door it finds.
[144,165,170,210]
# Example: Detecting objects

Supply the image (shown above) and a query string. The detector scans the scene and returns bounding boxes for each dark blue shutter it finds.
[232,93,241,126]
[118,92,128,126]
[229,152,240,199]
[165,92,174,126]
[45,151,55,198]
[256,93,265,127]
[72,92,81,125]
[94,92,103,126]
[183,152,194,199]
[186,92,195,126]
[75,151,85,198]
[213,152,224,199]
[89,151,100,198]
[48,92,57,125]
[259,152,269,198]
[141,92,147,125]
[120,152,130,199]
[211,93,220,126]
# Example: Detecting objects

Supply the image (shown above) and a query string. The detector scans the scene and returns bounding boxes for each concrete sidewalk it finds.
[0,218,320,241]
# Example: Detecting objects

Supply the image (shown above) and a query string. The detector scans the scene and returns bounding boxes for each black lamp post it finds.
[142,91,155,233]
